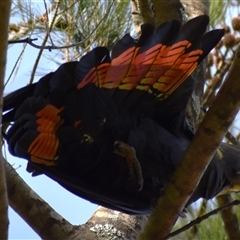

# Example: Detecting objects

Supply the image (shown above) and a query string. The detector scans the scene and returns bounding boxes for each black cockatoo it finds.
[3,15,240,215]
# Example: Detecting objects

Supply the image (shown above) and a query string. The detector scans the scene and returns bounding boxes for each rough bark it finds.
[85,207,148,239]
[6,161,83,239]
[182,0,210,128]
[139,42,240,239]
[0,0,11,239]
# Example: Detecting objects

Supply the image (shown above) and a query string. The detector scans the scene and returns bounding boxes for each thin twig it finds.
[29,1,60,84]
[8,38,38,44]
[4,42,28,87]
[162,200,240,239]
[43,0,54,46]
[8,1,114,51]
[57,0,78,15]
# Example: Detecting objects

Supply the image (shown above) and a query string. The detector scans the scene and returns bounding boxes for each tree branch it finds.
[164,199,240,239]
[139,43,240,239]
[86,206,148,239]
[0,0,11,238]
[5,161,84,239]
[28,0,61,84]
[183,0,209,128]
[7,1,114,51]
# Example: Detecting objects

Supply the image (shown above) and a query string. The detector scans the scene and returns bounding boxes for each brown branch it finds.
[8,38,38,45]
[139,43,240,239]
[0,0,11,239]
[182,0,209,128]
[87,206,148,239]
[5,160,86,239]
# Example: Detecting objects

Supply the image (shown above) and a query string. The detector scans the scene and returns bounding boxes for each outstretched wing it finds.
[3,15,225,215]
[75,15,224,112]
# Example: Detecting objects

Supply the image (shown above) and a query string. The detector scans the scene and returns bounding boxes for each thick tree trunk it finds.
[0,1,11,239]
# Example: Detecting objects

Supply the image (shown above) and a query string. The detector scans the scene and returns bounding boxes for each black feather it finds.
[3,16,237,216]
